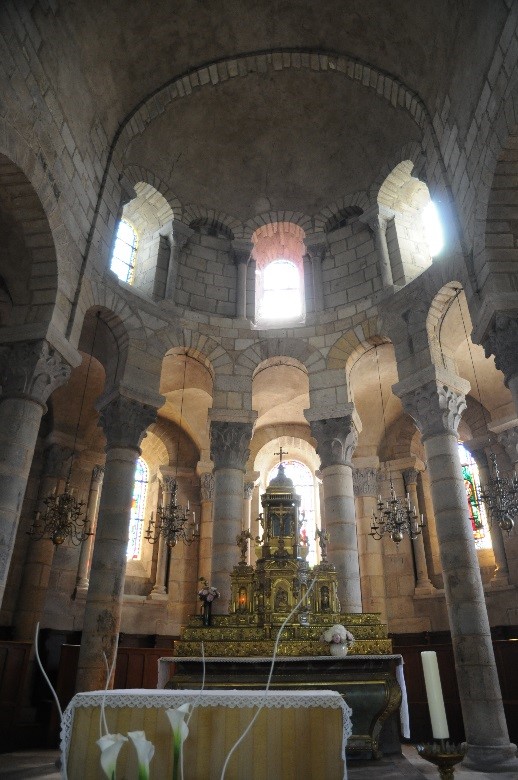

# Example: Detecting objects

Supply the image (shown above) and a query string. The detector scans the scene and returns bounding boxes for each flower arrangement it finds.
[320,624,355,647]
[198,577,220,603]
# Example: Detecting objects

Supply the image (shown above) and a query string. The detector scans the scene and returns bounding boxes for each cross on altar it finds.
[274,446,288,463]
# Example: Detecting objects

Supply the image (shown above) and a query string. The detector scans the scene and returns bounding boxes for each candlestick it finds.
[421,651,449,739]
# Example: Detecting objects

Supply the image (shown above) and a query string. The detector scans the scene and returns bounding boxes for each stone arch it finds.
[379,413,421,462]
[368,144,426,208]
[122,166,181,217]
[182,203,240,239]
[327,316,386,372]
[426,281,465,373]
[0,151,59,330]
[156,327,230,376]
[250,424,315,466]
[236,337,325,379]
[240,210,313,241]
[316,193,367,235]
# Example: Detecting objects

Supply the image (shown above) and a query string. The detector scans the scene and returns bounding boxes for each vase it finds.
[202,600,212,627]
[329,642,348,657]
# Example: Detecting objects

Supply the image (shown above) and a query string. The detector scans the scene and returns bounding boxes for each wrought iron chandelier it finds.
[369,477,425,545]
[368,345,424,545]
[145,480,199,547]
[452,288,518,534]
[479,453,517,534]
[145,350,199,548]
[27,313,100,546]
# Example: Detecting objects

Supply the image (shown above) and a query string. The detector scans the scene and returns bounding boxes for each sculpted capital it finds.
[399,380,466,440]
[310,415,358,469]
[498,427,518,466]
[483,314,518,386]
[402,467,419,488]
[98,395,157,451]
[42,443,74,479]
[0,340,71,407]
[210,421,253,471]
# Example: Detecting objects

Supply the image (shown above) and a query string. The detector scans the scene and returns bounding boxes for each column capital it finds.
[303,234,327,262]
[309,414,359,469]
[402,467,420,487]
[210,420,253,471]
[243,481,255,500]
[200,472,215,501]
[42,443,74,479]
[170,220,195,249]
[482,314,518,387]
[353,467,379,496]
[359,204,395,232]
[98,394,157,451]
[160,474,177,494]
[0,339,71,408]
[92,464,105,483]
[497,426,518,465]
[231,238,253,265]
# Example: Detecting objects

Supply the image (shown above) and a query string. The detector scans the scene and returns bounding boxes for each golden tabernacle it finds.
[170,463,402,759]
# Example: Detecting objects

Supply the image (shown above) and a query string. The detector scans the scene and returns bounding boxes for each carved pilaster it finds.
[309,415,358,469]
[200,472,214,501]
[498,427,518,466]
[98,395,157,451]
[210,421,253,471]
[353,467,379,496]
[399,380,467,440]
[483,315,518,386]
[0,340,71,408]
[92,465,105,484]
[244,481,255,500]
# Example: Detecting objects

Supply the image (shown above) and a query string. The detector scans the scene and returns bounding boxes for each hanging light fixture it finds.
[27,313,101,546]
[145,351,199,548]
[369,346,425,545]
[452,288,518,534]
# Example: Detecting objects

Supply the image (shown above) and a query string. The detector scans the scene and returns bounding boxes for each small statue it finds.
[236,529,253,563]
[275,588,289,611]
[315,527,330,563]
[300,527,308,545]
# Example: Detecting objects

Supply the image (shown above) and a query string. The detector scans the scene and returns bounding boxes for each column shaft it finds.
[76,465,104,593]
[403,469,434,593]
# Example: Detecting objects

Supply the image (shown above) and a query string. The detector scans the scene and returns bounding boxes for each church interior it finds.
[1,0,518,776]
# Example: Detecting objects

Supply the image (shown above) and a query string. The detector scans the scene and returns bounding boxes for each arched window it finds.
[259,259,303,321]
[267,459,317,564]
[110,220,137,283]
[127,457,148,560]
[458,443,491,550]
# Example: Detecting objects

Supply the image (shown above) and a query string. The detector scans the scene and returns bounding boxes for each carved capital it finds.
[498,426,518,466]
[483,314,518,386]
[353,467,378,496]
[305,241,326,264]
[399,380,466,440]
[162,475,177,495]
[92,465,105,483]
[42,443,74,479]
[200,472,214,501]
[244,481,255,500]
[0,340,71,407]
[98,395,157,451]
[310,415,358,469]
[210,421,253,471]
[402,467,419,488]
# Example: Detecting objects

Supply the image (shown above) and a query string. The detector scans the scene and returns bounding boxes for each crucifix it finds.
[274,446,288,463]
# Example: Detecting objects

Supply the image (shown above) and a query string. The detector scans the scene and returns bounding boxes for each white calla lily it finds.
[97,733,128,780]
[165,703,191,779]
[128,730,155,780]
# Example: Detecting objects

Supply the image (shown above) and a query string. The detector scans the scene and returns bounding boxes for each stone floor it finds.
[1,745,517,779]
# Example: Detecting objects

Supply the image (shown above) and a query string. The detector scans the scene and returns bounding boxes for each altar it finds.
[159,654,408,759]
[61,689,351,779]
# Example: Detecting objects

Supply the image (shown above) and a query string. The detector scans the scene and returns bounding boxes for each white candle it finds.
[421,650,449,739]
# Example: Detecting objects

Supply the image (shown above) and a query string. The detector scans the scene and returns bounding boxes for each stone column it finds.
[198,472,214,583]
[395,369,517,772]
[305,405,362,612]
[149,474,175,600]
[163,222,194,301]
[13,443,72,640]
[75,465,105,596]
[232,241,251,320]
[360,206,394,289]
[0,340,72,609]
[304,237,326,312]
[353,466,387,621]
[209,417,254,612]
[76,395,157,692]
[402,467,434,594]
[242,481,255,564]
[466,445,510,588]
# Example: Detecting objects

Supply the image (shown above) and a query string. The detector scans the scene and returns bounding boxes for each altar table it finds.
[61,688,351,779]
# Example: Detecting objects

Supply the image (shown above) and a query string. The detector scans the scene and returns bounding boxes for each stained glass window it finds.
[110,220,137,283]
[127,457,148,560]
[267,459,317,565]
[458,443,492,550]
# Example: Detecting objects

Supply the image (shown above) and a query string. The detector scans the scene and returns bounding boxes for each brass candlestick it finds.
[416,741,466,779]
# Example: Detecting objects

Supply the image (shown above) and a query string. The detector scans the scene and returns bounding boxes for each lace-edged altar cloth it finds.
[61,688,352,780]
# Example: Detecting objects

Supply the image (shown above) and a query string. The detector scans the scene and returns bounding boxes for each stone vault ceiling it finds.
[124,69,421,221]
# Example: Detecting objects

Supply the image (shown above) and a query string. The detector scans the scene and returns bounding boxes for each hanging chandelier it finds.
[368,345,424,546]
[27,313,101,547]
[369,477,425,545]
[479,453,517,534]
[145,480,199,547]
[451,288,518,535]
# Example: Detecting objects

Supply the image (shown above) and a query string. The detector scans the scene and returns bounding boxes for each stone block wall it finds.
[323,221,380,309]
[176,234,237,316]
